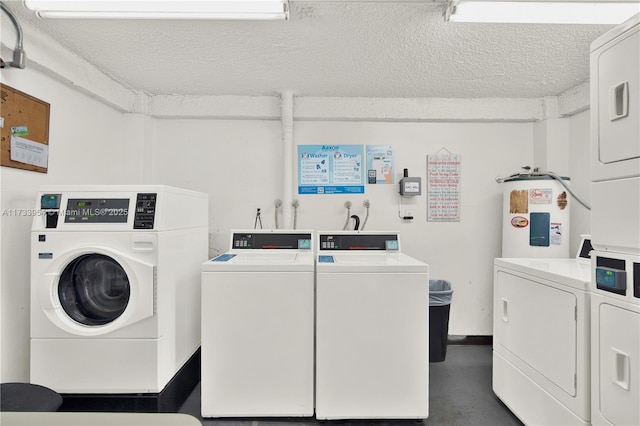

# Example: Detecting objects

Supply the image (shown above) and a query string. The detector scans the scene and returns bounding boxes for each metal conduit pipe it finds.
[281,91,294,229]
[0,2,27,69]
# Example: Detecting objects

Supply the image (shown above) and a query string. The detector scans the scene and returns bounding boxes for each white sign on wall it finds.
[427,150,461,222]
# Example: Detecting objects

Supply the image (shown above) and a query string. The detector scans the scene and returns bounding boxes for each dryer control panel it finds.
[594,252,640,299]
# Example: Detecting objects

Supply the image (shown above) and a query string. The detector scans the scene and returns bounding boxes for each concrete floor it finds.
[182,344,523,426]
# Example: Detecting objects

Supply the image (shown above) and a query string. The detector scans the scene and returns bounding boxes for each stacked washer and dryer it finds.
[30,185,208,410]
[589,14,640,426]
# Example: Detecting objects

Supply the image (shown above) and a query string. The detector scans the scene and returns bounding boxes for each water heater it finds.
[501,176,571,258]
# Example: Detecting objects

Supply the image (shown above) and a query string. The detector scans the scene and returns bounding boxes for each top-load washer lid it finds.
[201,230,314,272]
[318,252,429,273]
[231,253,298,263]
[315,231,429,273]
[202,251,315,272]
[328,254,394,264]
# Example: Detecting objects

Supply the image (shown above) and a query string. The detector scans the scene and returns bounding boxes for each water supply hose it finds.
[361,199,370,230]
[342,201,352,230]
[351,215,360,231]
[292,200,299,230]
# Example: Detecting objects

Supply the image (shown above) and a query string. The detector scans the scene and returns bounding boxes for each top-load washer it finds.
[493,237,593,425]
[30,185,208,395]
[315,231,429,420]
[200,230,315,418]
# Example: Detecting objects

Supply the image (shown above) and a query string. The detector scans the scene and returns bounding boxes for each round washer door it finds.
[58,254,130,326]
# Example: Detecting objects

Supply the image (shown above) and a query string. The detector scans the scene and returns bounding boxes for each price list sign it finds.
[427,152,461,222]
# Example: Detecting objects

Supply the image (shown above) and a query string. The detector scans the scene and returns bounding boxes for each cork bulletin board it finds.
[0,83,50,173]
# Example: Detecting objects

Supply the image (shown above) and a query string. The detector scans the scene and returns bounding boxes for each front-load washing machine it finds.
[590,250,640,426]
[200,230,315,418]
[30,185,208,398]
[492,237,593,425]
[315,231,429,420]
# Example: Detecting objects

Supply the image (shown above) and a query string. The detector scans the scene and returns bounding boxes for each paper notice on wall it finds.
[10,135,48,168]
[551,222,562,245]
[427,151,461,222]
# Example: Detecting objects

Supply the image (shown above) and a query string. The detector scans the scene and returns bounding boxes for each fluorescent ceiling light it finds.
[24,0,290,20]
[447,1,640,24]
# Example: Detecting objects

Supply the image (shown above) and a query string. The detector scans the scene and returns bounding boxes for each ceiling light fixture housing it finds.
[24,0,290,20]
[446,1,640,24]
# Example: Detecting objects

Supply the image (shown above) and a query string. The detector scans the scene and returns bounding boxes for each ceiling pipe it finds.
[0,2,26,69]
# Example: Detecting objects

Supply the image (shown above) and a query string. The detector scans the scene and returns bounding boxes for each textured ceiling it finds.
[3,1,615,98]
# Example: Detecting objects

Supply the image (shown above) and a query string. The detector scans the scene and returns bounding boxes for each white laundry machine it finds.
[588,14,640,426]
[30,185,207,403]
[493,237,593,425]
[315,231,429,420]
[200,230,315,418]
[590,250,640,426]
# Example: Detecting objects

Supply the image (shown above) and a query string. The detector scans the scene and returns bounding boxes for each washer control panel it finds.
[318,233,399,251]
[232,232,312,250]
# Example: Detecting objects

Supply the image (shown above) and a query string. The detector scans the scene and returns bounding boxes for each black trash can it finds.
[429,279,453,363]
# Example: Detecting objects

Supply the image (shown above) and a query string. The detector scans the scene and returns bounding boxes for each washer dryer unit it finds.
[200,230,315,418]
[493,237,593,425]
[590,251,640,426]
[30,185,208,396]
[315,231,429,420]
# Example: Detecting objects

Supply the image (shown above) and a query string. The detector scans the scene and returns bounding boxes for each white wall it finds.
[294,121,533,335]
[0,67,135,382]
[0,18,594,381]
[152,119,284,257]
[567,110,592,252]
[0,72,592,382]
[533,115,592,255]
[152,119,533,335]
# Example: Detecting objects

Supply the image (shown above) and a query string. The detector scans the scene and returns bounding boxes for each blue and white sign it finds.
[298,145,365,194]
[366,145,394,184]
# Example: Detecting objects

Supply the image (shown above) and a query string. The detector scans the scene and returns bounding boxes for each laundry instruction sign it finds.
[427,151,461,222]
[298,145,364,194]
